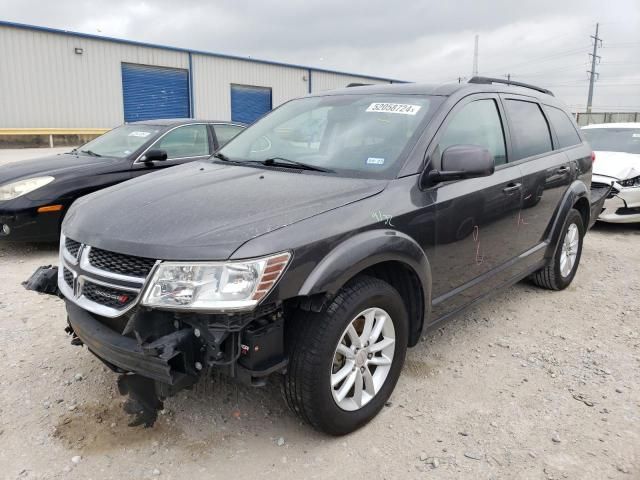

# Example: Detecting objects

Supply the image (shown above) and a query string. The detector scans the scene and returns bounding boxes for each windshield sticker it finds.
[128,131,151,137]
[366,157,385,165]
[633,133,640,138]
[366,103,422,115]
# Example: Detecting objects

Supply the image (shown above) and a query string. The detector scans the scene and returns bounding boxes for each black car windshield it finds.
[73,124,162,158]
[218,94,439,178]
[582,127,640,154]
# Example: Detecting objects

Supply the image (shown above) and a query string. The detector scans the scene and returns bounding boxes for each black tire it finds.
[283,275,409,435]
[530,208,584,290]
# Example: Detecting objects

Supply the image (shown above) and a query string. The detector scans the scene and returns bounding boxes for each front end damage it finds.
[24,265,288,427]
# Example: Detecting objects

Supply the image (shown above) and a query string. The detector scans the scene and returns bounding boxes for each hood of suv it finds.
[63,161,386,260]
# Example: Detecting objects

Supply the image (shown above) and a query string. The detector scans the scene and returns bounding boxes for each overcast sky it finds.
[3,0,640,112]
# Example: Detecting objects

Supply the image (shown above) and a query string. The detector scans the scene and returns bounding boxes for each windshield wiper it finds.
[261,157,334,173]
[213,153,332,173]
[213,152,230,161]
[80,149,102,157]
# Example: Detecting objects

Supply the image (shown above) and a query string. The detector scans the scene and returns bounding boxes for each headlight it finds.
[141,252,291,311]
[619,176,640,188]
[0,176,55,201]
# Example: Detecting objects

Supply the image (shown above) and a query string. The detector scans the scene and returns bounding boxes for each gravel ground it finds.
[0,149,638,479]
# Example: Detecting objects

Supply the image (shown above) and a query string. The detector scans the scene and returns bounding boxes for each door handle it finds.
[556,166,570,175]
[502,183,522,194]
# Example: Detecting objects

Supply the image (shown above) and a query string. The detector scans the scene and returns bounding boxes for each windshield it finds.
[218,94,439,178]
[582,127,640,154]
[74,124,162,158]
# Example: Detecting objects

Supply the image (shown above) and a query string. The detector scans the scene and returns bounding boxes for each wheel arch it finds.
[297,229,432,347]
[545,180,590,259]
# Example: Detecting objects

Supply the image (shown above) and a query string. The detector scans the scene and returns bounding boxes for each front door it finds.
[426,95,523,319]
[131,123,213,178]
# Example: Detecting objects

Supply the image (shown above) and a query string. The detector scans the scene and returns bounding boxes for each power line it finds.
[482,45,589,77]
[508,63,589,78]
[586,23,603,113]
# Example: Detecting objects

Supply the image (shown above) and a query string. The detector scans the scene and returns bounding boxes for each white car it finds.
[582,122,640,223]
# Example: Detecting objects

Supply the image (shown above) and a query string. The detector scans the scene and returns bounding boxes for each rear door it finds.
[427,94,523,318]
[501,97,575,258]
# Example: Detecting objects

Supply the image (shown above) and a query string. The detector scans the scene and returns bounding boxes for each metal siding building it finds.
[0,21,403,130]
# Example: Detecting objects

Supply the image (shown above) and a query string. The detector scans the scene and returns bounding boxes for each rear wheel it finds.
[531,208,584,290]
[283,276,408,435]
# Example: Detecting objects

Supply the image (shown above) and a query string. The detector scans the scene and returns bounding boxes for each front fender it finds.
[545,180,589,258]
[298,229,431,336]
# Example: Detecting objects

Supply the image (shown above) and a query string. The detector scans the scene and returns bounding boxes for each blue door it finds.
[121,63,190,122]
[230,85,272,124]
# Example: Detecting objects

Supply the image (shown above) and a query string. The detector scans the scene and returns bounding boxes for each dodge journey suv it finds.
[32,77,607,435]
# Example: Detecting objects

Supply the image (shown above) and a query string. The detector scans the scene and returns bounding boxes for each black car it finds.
[30,77,608,435]
[0,119,244,241]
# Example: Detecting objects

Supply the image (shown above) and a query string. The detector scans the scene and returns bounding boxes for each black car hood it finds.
[0,152,123,185]
[63,161,387,260]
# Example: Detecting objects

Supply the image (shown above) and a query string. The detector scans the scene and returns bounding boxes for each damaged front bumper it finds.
[65,301,198,387]
[592,176,640,224]
[24,264,289,426]
[64,301,288,389]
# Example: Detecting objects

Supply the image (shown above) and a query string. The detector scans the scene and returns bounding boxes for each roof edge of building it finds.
[0,20,409,84]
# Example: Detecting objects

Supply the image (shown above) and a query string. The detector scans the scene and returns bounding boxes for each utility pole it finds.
[586,23,602,113]
[505,73,511,83]
[472,35,479,77]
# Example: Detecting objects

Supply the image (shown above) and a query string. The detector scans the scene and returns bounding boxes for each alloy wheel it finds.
[560,223,579,277]
[330,307,396,411]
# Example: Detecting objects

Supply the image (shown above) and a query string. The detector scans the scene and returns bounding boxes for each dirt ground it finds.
[0,149,638,479]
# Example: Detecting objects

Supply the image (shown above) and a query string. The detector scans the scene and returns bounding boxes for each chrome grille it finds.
[65,237,81,259]
[59,234,157,318]
[82,281,136,309]
[63,267,74,288]
[88,247,156,278]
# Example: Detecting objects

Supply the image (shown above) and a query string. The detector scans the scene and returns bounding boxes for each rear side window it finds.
[545,106,581,148]
[437,99,507,166]
[504,100,552,160]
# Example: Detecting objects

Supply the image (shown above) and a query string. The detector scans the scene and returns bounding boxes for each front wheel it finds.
[530,208,584,290]
[283,276,408,435]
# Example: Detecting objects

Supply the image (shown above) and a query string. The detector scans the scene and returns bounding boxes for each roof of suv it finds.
[317,77,559,104]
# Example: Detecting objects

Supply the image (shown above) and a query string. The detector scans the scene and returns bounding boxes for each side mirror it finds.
[141,149,168,163]
[425,145,494,185]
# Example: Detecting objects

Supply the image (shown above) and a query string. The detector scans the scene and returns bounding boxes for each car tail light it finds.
[591,151,596,163]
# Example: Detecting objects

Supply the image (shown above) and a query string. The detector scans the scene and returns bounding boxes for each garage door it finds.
[121,63,190,122]
[230,85,272,124]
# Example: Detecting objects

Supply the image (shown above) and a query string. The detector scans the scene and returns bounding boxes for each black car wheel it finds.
[283,275,408,435]
[530,208,584,290]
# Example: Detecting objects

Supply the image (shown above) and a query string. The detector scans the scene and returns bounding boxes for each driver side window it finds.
[154,124,211,159]
[437,99,507,166]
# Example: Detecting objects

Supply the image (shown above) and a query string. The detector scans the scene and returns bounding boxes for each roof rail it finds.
[468,76,554,97]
